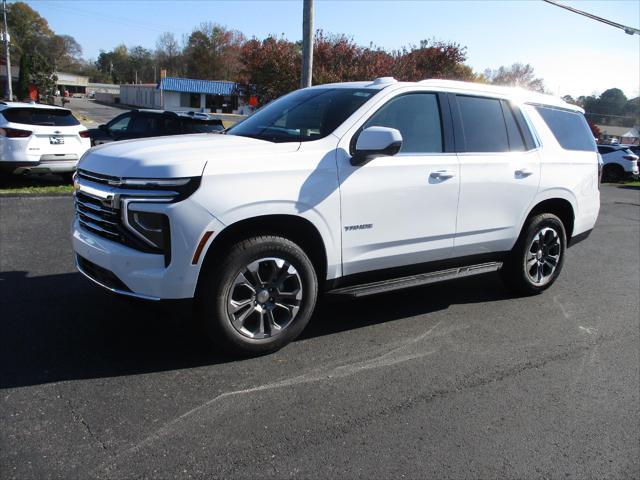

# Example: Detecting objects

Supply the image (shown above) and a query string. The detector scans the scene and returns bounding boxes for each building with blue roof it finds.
[119,77,254,114]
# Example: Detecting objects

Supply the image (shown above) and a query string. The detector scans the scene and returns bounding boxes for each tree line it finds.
[563,89,639,128]
[5,0,637,124]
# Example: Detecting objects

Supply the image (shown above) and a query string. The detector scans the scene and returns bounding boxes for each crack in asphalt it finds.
[56,384,113,457]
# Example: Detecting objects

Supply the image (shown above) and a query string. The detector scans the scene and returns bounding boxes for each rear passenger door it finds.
[451,94,540,256]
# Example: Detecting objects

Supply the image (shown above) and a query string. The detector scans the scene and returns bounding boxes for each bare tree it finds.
[483,63,545,93]
[155,32,182,77]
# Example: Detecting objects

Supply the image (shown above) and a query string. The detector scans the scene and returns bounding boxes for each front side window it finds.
[227,88,377,143]
[533,105,596,152]
[457,95,509,153]
[108,114,132,132]
[362,93,443,153]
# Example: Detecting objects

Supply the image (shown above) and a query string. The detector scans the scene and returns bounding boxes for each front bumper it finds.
[72,197,224,300]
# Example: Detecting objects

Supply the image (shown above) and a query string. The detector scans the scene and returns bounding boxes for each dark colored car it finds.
[89,110,225,146]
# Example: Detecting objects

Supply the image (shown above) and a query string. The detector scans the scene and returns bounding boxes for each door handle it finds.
[430,170,456,180]
[515,168,534,178]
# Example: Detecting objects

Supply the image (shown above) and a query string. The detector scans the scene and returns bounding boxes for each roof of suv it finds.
[309,77,583,113]
[0,101,72,112]
[133,109,221,121]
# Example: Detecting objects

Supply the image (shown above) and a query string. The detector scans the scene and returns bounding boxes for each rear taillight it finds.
[0,127,32,138]
[79,130,90,138]
[622,155,638,161]
[597,153,603,185]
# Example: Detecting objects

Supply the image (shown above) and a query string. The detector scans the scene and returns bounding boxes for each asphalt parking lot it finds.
[1,185,638,479]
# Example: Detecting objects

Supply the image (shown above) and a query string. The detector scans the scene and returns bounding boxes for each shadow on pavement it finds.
[0,270,511,389]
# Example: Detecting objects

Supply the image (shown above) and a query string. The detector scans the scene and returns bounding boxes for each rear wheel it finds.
[500,213,566,295]
[601,164,624,183]
[196,235,318,356]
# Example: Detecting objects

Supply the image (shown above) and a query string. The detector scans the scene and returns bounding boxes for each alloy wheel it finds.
[226,257,303,339]
[524,227,562,286]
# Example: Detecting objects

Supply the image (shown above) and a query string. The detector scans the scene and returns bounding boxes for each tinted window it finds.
[228,88,376,143]
[362,93,442,153]
[2,108,80,126]
[501,101,525,151]
[129,114,163,135]
[457,96,509,152]
[534,105,596,152]
[108,114,132,132]
[182,119,225,133]
[511,105,537,150]
[597,146,613,154]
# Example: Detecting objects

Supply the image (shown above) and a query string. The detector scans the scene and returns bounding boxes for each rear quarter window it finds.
[1,108,80,126]
[182,119,225,133]
[533,105,595,152]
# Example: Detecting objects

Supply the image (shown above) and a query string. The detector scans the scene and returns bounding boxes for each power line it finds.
[542,0,640,35]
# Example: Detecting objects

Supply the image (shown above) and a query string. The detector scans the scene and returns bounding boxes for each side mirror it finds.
[98,124,107,132]
[351,126,403,166]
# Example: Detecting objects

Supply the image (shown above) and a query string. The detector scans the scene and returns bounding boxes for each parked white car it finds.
[597,144,639,182]
[0,102,91,177]
[72,78,600,355]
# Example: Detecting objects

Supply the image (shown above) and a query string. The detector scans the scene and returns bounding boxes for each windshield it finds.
[1,108,80,126]
[227,88,377,143]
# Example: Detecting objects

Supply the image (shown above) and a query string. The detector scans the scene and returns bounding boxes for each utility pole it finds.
[2,0,12,100]
[300,0,313,88]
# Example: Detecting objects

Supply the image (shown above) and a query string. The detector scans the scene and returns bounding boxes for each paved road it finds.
[67,98,130,128]
[1,186,638,479]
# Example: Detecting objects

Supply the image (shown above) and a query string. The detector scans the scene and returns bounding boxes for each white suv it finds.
[72,78,600,355]
[0,102,91,177]
[597,145,639,182]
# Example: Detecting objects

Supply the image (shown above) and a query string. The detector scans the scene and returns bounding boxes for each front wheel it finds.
[196,235,318,356]
[500,213,566,295]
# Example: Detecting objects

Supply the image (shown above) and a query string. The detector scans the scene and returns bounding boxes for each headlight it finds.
[122,199,172,266]
[126,210,169,249]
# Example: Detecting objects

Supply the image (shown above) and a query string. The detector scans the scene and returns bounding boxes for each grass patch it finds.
[0,174,73,195]
[0,184,74,195]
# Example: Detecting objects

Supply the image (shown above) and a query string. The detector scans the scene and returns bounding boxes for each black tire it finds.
[196,235,318,356]
[601,164,624,183]
[60,172,75,184]
[500,213,566,295]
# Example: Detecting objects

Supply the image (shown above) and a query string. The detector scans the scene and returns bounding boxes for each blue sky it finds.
[24,0,640,98]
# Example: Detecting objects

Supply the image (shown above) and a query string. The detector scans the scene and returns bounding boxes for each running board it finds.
[328,262,503,298]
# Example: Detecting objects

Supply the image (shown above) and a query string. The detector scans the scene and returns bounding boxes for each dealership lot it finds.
[0,186,638,478]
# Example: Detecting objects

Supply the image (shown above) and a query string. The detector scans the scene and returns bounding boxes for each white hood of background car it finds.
[78,134,300,178]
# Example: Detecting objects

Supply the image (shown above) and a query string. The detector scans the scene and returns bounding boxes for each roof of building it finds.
[596,125,640,137]
[158,77,238,95]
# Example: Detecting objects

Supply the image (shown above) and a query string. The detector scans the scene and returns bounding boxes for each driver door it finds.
[337,92,460,276]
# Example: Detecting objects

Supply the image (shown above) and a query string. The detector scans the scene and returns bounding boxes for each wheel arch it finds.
[522,195,576,242]
[197,214,329,291]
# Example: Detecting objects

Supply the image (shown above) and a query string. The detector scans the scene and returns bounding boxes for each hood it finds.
[78,134,300,178]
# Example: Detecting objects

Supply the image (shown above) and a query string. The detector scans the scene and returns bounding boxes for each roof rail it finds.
[371,77,397,86]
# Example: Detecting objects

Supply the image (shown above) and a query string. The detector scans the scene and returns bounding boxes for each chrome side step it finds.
[328,262,503,298]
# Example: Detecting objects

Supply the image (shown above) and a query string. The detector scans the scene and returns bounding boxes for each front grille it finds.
[77,168,120,186]
[74,169,177,266]
[75,190,122,241]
